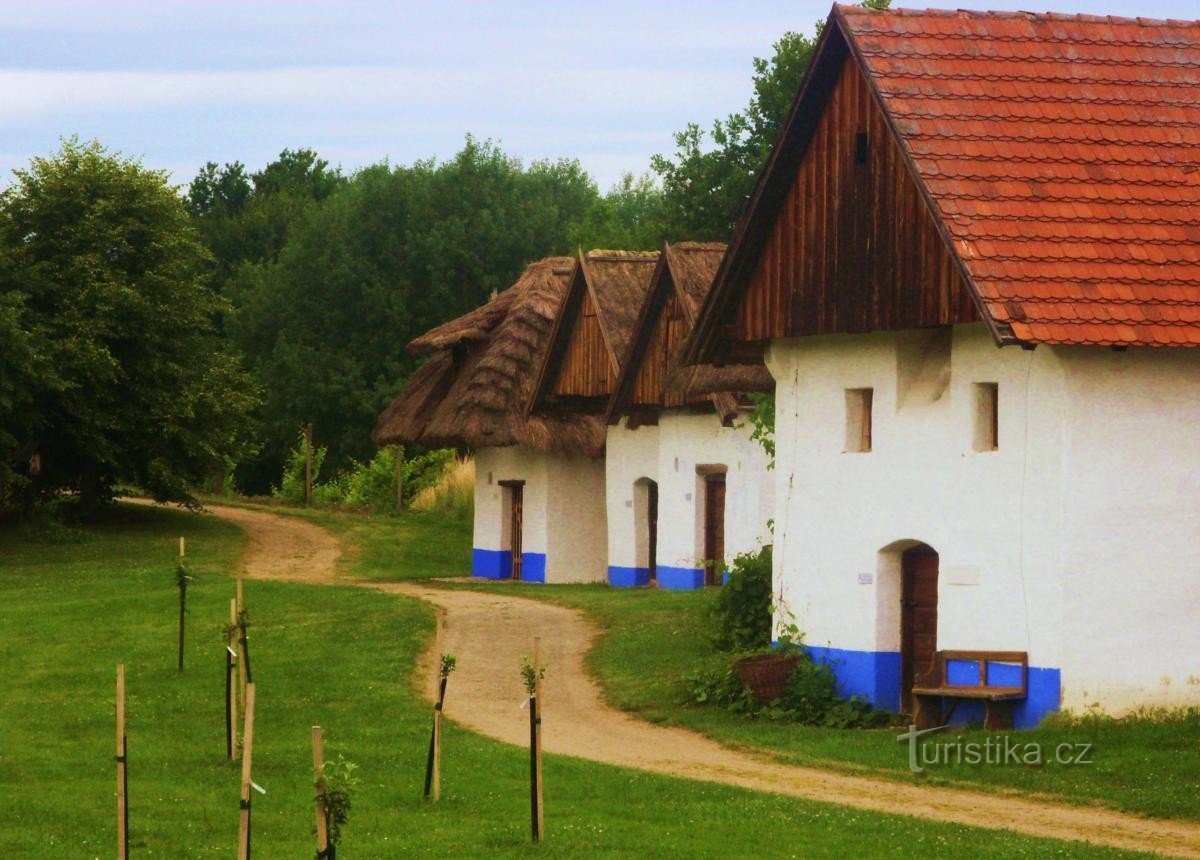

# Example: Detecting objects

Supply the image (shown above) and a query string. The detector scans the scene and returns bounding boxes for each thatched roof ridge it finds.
[373,256,606,456]
[407,289,516,355]
[664,242,728,320]
[605,241,774,426]
[581,249,659,364]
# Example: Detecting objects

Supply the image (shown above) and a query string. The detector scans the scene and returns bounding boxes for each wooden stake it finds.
[432,610,444,801]
[394,445,404,511]
[304,423,314,507]
[533,637,544,841]
[177,537,187,674]
[236,579,247,702]
[237,683,256,860]
[116,664,128,860]
[226,598,239,759]
[313,726,329,858]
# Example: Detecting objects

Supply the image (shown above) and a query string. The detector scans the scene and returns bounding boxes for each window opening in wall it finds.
[845,388,873,453]
[973,382,999,451]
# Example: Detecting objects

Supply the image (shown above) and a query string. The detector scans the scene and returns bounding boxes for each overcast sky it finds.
[1,0,1194,191]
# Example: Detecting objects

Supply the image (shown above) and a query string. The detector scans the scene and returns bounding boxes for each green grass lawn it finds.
[0,503,1153,857]
[459,582,1200,822]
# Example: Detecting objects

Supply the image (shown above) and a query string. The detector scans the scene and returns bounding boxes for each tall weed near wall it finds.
[410,456,474,522]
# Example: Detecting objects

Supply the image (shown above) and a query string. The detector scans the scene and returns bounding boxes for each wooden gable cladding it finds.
[553,290,617,397]
[736,53,979,343]
[630,289,690,408]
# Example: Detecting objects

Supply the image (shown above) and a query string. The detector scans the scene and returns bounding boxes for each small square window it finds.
[973,382,999,451]
[845,388,873,453]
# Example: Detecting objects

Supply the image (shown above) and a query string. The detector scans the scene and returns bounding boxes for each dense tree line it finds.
[1,18,832,515]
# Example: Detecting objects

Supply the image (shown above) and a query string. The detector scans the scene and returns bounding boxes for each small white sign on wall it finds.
[857,573,874,585]
[944,565,981,586]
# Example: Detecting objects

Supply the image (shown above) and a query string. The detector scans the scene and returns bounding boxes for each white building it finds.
[374,256,607,584]
[604,243,774,589]
[684,7,1200,724]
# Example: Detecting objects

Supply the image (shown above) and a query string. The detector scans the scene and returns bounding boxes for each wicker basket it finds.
[734,652,800,704]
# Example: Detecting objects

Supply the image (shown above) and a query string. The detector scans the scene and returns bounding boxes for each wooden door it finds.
[703,475,726,586]
[647,481,658,582]
[901,547,938,713]
[501,481,524,581]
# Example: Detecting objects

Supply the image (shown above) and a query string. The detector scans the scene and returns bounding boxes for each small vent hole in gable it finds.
[855,131,869,164]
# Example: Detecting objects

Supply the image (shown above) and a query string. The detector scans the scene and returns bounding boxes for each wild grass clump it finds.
[410,456,474,522]
[1042,703,1200,729]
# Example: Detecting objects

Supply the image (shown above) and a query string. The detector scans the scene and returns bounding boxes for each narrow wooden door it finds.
[501,482,524,581]
[901,547,938,713]
[703,475,726,586]
[647,481,659,582]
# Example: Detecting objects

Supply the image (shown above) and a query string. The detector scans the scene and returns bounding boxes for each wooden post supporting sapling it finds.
[226,598,239,759]
[423,610,455,801]
[304,422,314,507]
[313,726,330,859]
[236,578,252,693]
[116,664,129,860]
[393,445,404,512]
[522,644,546,843]
[176,537,190,673]
[238,683,256,860]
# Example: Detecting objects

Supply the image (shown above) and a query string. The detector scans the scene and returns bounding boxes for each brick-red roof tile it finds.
[839,5,1200,346]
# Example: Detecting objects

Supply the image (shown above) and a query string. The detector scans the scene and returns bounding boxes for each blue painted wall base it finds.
[803,644,1061,729]
[608,566,650,587]
[658,566,705,590]
[520,553,547,583]
[472,548,547,583]
[472,548,511,579]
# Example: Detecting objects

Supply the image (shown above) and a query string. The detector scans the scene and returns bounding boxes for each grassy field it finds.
[463,582,1200,822]
[0,503,1148,857]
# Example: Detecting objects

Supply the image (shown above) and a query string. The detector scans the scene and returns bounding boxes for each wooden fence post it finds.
[237,683,256,860]
[177,537,187,673]
[423,610,446,800]
[313,726,329,858]
[116,664,128,860]
[228,598,239,759]
[236,578,250,701]
[304,423,314,507]
[393,446,404,512]
[533,637,544,842]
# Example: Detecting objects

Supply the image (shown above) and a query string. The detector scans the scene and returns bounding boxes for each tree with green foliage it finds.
[0,139,259,516]
[186,148,345,297]
[228,138,601,491]
[567,172,667,251]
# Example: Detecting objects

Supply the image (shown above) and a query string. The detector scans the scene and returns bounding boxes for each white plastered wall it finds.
[768,321,1200,714]
[605,420,661,572]
[767,324,1066,671]
[474,445,607,583]
[1056,347,1200,710]
[654,411,774,572]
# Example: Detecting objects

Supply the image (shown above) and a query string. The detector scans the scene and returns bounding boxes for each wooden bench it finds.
[912,650,1028,730]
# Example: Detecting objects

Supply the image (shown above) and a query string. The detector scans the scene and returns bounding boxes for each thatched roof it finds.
[529,249,659,412]
[607,241,773,426]
[408,289,516,355]
[372,257,606,457]
[581,250,660,364]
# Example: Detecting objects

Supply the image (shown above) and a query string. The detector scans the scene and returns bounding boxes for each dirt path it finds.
[207,504,1200,858]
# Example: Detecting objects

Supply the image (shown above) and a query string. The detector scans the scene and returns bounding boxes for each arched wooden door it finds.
[900,546,938,713]
[647,480,658,583]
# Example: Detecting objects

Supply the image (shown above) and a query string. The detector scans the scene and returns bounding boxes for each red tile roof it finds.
[839,5,1200,346]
